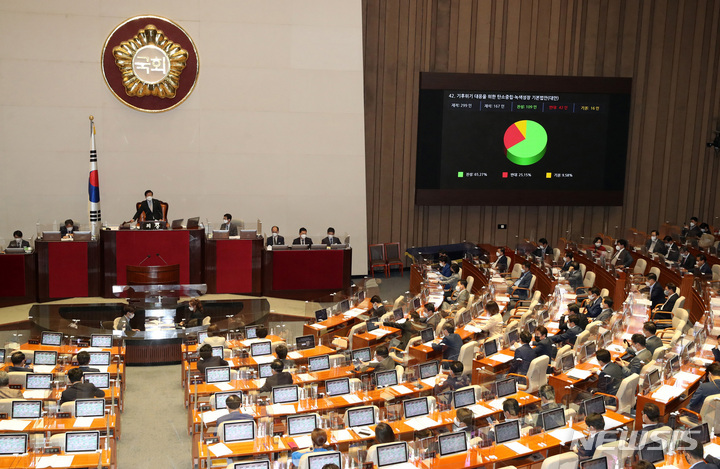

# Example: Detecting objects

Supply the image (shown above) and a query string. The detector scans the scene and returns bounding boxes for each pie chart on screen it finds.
[504,120,548,166]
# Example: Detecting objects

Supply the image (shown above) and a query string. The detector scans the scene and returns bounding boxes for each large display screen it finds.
[416,73,632,205]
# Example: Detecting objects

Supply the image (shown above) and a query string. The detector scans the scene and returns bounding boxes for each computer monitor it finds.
[584,341,597,358]
[670,355,681,372]
[83,373,110,389]
[393,308,404,321]
[526,319,537,334]
[287,414,318,436]
[272,385,299,404]
[205,366,231,384]
[230,461,271,469]
[325,377,351,397]
[403,397,429,419]
[88,352,111,366]
[213,230,230,239]
[75,399,105,418]
[42,231,61,241]
[197,331,209,344]
[308,355,330,372]
[495,377,517,398]
[73,231,92,241]
[580,457,608,469]
[453,387,476,408]
[686,423,711,446]
[582,396,606,416]
[295,335,315,351]
[0,433,28,455]
[351,347,371,363]
[223,421,255,443]
[601,330,613,347]
[420,327,434,344]
[187,217,200,229]
[40,331,62,346]
[462,309,472,327]
[171,219,184,230]
[346,406,376,428]
[12,401,42,419]
[639,441,665,464]
[438,431,468,457]
[494,420,521,445]
[91,334,113,348]
[366,318,380,332]
[540,407,566,431]
[250,341,272,357]
[245,326,259,339]
[211,346,224,358]
[33,351,57,366]
[214,392,242,410]
[506,328,520,346]
[0,350,4,364]
[412,297,422,311]
[375,369,398,388]
[64,431,100,453]
[25,374,52,390]
[258,363,273,378]
[339,299,350,313]
[307,452,342,469]
[315,309,328,322]
[646,368,661,389]
[484,339,498,357]
[358,290,366,303]
[419,361,439,380]
[561,354,575,372]
[377,442,409,467]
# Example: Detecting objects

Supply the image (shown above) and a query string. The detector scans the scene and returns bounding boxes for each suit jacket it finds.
[440,264,452,277]
[645,335,663,356]
[384,320,424,350]
[683,225,702,239]
[598,362,624,395]
[480,314,503,336]
[560,261,572,272]
[133,199,164,221]
[258,371,294,394]
[197,356,229,376]
[551,325,582,345]
[216,411,254,427]
[59,225,77,237]
[578,430,618,460]
[612,249,633,268]
[360,356,396,374]
[586,298,603,318]
[432,333,463,361]
[494,256,508,273]
[510,271,533,299]
[659,293,679,312]
[292,236,313,245]
[665,244,680,262]
[7,239,30,248]
[439,273,460,290]
[321,236,341,246]
[679,253,697,270]
[696,262,713,278]
[532,338,556,360]
[77,366,101,373]
[220,222,238,236]
[60,382,105,404]
[648,283,665,308]
[424,312,442,331]
[565,269,583,290]
[508,344,535,375]
[689,378,720,412]
[532,245,552,258]
[115,316,132,333]
[625,348,652,376]
[434,373,471,393]
[451,289,469,308]
[266,234,285,246]
[644,239,667,255]
[596,308,613,323]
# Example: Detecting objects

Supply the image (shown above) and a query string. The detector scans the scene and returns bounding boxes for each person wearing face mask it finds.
[618,333,651,376]
[651,283,677,323]
[453,408,475,438]
[678,246,697,270]
[663,235,680,262]
[610,239,633,268]
[688,362,720,412]
[358,345,395,373]
[531,326,556,363]
[508,331,535,376]
[7,230,30,249]
[220,213,238,236]
[682,437,720,469]
[132,190,165,222]
[493,248,508,273]
[508,261,533,300]
[575,413,617,461]
[643,273,665,308]
[266,226,285,246]
[682,216,702,240]
[624,322,663,357]
[115,305,140,332]
[479,301,503,336]
[439,264,461,298]
[563,261,583,290]
[593,349,624,396]
[644,230,667,255]
[694,254,713,279]
[321,227,342,246]
[592,237,608,257]
[181,298,204,327]
[442,279,469,311]
[532,238,552,259]
[559,251,574,271]
[60,219,77,238]
[431,323,462,361]
[584,287,603,318]
[292,227,313,245]
[368,295,386,318]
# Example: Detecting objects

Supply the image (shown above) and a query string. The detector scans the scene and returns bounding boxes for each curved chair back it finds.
[673,296,686,314]
[347,323,367,350]
[673,308,689,331]
[699,395,720,430]
[600,288,609,298]
[583,271,596,288]
[540,452,578,469]
[466,276,475,293]
[8,372,30,386]
[593,440,632,464]
[713,264,720,281]
[616,373,640,414]
[392,295,404,310]
[579,262,587,279]
[113,317,122,329]
[633,258,647,275]
[458,341,478,376]
[649,266,661,279]
[554,345,572,370]
[435,318,447,337]
[553,248,561,263]
[651,345,667,361]
[524,355,550,393]
[203,336,226,347]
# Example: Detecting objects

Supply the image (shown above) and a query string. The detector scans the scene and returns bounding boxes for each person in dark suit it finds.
[611,239,634,268]
[266,226,285,246]
[682,217,702,240]
[508,262,533,300]
[197,344,229,377]
[434,360,471,393]
[560,251,574,272]
[596,297,614,323]
[644,230,667,255]
[60,368,105,404]
[559,304,588,332]
[653,283,678,323]
[678,246,696,271]
[59,219,77,238]
[563,261,584,290]
[321,227,342,246]
[8,351,32,372]
[7,230,30,249]
[216,395,254,426]
[369,295,387,318]
[683,437,720,469]
[432,323,462,361]
[688,362,720,412]
[695,254,713,279]
[292,227,313,245]
[584,287,603,318]
[442,279,469,311]
[532,238,552,259]
[358,345,396,373]
[115,305,139,333]
[532,326,557,361]
[508,331,535,376]
[384,311,425,350]
[620,334,652,376]
[132,190,165,222]
[74,351,100,373]
[595,349,624,396]
[493,248,508,273]
[576,413,617,461]
[220,213,238,236]
[257,359,294,393]
[635,403,665,445]
[551,314,582,345]
[663,236,680,262]
[644,273,665,309]
[274,344,294,370]
[438,255,452,277]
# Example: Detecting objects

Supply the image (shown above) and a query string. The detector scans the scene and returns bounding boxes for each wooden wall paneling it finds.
[533,0,551,75]
[455,0,473,73]
[435,0,451,71]
[474,1,493,73]
[447,0,459,72]
[392,0,410,247]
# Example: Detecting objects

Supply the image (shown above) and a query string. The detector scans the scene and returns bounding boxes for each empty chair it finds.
[456,341,478,377]
[540,452,578,469]
[389,337,421,367]
[599,374,639,415]
[466,275,475,293]
[678,395,720,429]
[392,295,405,310]
[368,244,387,277]
[202,336,226,347]
[384,242,403,276]
[583,271,596,288]
[633,258,647,275]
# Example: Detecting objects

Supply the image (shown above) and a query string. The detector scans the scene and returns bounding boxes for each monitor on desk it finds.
[33,350,57,366]
[296,335,315,351]
[375,369,398,388]
[290,243,310,250]
[366,318,380,332]
[91,334,113,348]
[307,452,342,469]
[438,431,468,457]
[483,339,498,357]
[223,421,255,443]
[65,431,100,454]
[314,309,328,322]
[272,385,299,404]
[358,290,366,303]
[393,308,404,320]
[205,366,231,384]
[495,377,517,398]
[639,441,665,464]
[308,354,330,372]
[187,217,200,229]
[240,229,257,239]
[330,244,346,250]
[581,396,606,416]
[453,387,476,408]
[325,377,351,397]
[683,423,710,447]
[73,231,92,241]
[526,319,537,334]
[171,219,184,229]
[5,248,25,254]
[197,331,209,344]
[0,349,5,364]
[230,461,270,469]
[420,327,434,344]
[339,299,350,313]
[251,341,272,357]
[419,360,439,380]
[346,406,376,428]
[41,331,62,346]
[0,433,28,455]
[75,399,105,418]
[88,351,111,366]
[310,244,326,250]
[494,420,521,445]
[670,355,681,373]
[580,457,608,469]
[600,330,613,348]
[584,341,597,359]
[351,347,371,363]
[212,230,230,239]
[245,326,259,339]
[540,406,566,431]
[461,309,472,327]
[12,400,42,419]
[377,442,409,467]
[25,373,52,390]
[506,328,520,346]
[42,231,61,241]
[403,397,429,419]
[287,414,318,436]
[211,346,224,358]
[646,368,661,390]
[561,354,575,372]
[258,363,273,378]
[84,373,110,389]
[214,392,242,410]
[412,297,422,311]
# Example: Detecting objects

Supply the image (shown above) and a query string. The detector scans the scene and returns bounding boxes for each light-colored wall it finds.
[0,0,368,274]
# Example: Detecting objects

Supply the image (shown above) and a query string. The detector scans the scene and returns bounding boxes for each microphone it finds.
[156,253,169,265]
[138,255,152,265]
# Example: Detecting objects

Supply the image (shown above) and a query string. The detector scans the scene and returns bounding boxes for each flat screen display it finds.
[495,378,517,398]
[580,457,608,469]
[419,361,439,379]
[84,373,110,389]
[325,378,350,397]
[251,341,272,357]
[223,421,255,442]
[245,326,258,339]
[88,352,111,366]
[205,366,231,384]
[377,442,408,467]
[75,399,105,418]
[453,388,476,408]
[308,452,342,469]
[308,355,330,372]
[494,420,521,444]
[65,431,99,453]
[375,370,398,388]
[231,462,270,469]
[33,351,57,366]
[26,374,52,389]
[296,335,315,351]
[421,328,434,344]
[287,414,317,436]
[416,73,631,205]
[12,401,41,419]
[484,339,498,357]
[91,334,113,348]
[582,396,606,416]
[214,392,241,410]
[0,433,28,455]
[272,385,299,404]
[403,397,429,418]
[541,407,566,431]
[438,431,467,457]
[352,348,371,363]
[41,331,62,346]
[346,406,375,428]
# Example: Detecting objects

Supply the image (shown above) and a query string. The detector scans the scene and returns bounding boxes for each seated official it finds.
[682,217,702,240]
[653,283,678,323]
[618,334,651,376]
[115,305,140,332]
[487,399,529,442]
[369,295,386,318]
[695,254,713,279]
[558,304,588,332]
[508,331,535,376]
[663,236,680,262]
[373,422,396,445]
[641,273,665,309]
[438,255,452,277]
[8,351,31,372]
[479,300,503,336]
[595,297,614,323]
[291,428,330,467]
[563,261,583,290]
[216,395,253,426]
[507,262,533,300]
[180,298,204,327]
[439,264,461,297]
[75,351,100,373]
[645,230,667,255]
[423,306,445,331]
[625,322,663,357]
[688,362,720,412]
[453,407,475,438]
[434,360,470,393]
[560,251,574,272]
[636,403,665,444]
[530,385,564,427]
[493,247,508,273]
[0,371,22,399]
[384,311,425,350]
[584,287,603,318]
[576,413,617,461]
[60,219,77,239]
[592,237,608,257]
[257,359,293,393]
[255,326,269,339]
[132,189,164,222]
[442,279,469,311]
[321,227,342,245]
[678,246,696,270]
[220,213,238,236]
[358,345,395,373]
[60,368,105,404]
[593,349,623,396]
[550,314,582,345]
[197,344,229,376]
[532,326,556,361]
[610,239,633,268]
[532,238,552,259]
[7,230,30,249]
[267,226,285,246]
[292,227,313,245]
[275,344,294,370]
[683,437,719,469]
[432,323,462,361]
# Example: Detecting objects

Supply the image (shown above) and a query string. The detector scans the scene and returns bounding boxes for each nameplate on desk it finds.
[73,417,96,428]
[214,382,234,391]
[23,390,50,399]
[287,351,303,360]
[33,365,56,374]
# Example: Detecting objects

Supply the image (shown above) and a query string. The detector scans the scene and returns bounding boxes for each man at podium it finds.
[132,189,164,222]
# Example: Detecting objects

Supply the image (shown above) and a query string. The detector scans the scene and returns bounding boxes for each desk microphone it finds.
[156,253,169,265]
[138,255,152,265]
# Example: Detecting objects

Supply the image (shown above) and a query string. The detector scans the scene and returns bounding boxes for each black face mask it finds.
[534,336,541,342]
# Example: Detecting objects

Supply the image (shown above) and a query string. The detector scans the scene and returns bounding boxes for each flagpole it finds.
[88,116,101,239]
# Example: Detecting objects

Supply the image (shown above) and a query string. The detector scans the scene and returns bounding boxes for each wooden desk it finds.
[302,300,370,341]
[352,327,400,350]
[36,239,101,302]
[634,365,705,430]
[205,238,263,295]
[0,251,36,306]
[262,248,352,300]
[6,449,113,469]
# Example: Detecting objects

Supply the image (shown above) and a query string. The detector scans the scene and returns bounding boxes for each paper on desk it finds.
[546,322,560,330]
[695,357,714,366]
[488,398,507,411]
[0,419,32,431]
[23,390,50,399]
[652,385,684,403]
[405,416,439,431]
[502,441,532,455]
[352,426,375,438]
[33,365,56,373]
[566,368,593,380]
[703,344,716,351]
[297,373,315,382]
[345,309,366,318]
[422,341,435,348]
[369,329,390,337]
[603,417,623,430]
[214,382,234,391]
[421,377,439,388]
[587,357,600,366]
[390,385,413,395]
[253,379,266,388]
[565,294,577,301]
[240,406,254,415]
[464,325,483,334]
[73,417,95,428]
[36,455,75,468]
[268,404,296,415]
[201,409,229,423]
[241,338,266,346]
[705,443,720,460]
[332,429,353,442]
[381,463,419,469]
[293,435,313,448]
[208,442,233,457]
[548,427,585,443]
[488,353,514,363]
[468,404,495,418]
[607,344,626,353]
[343,394,362,405]
[254,355,276,364]
[287,351,303,360]
[674,371,702,383]
[308,323,326,329]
